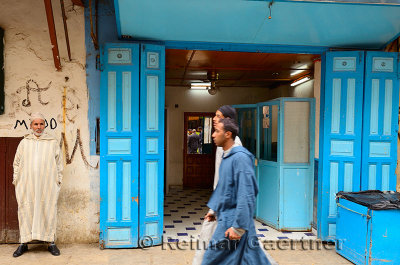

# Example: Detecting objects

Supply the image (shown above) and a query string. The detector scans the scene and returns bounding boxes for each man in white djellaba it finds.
[12,112,63,257]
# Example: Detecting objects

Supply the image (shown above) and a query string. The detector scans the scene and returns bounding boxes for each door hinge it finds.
[96,54,103,71]
[99,231,105,250]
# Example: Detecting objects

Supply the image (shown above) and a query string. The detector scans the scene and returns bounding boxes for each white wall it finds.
[165,85,291,189]
[0,0,97,242]
[292,79,314,98]
[313,61,321,159]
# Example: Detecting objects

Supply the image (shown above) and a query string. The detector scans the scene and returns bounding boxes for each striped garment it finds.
[13,132,63,243]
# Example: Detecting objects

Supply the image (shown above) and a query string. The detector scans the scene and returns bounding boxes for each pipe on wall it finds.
[44,0,62,71]
[60,0,72,61]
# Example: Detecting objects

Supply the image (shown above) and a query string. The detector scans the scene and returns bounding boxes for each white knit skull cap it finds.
[30,112,45,123]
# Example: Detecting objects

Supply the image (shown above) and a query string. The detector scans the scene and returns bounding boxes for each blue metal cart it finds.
[336,191,400,265]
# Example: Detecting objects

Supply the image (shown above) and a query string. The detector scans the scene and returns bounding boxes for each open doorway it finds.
[163,49,320,240]
[183,112,215,188]
[165,50,319,190]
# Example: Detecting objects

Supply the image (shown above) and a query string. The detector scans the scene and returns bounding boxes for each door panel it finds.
[100,43,140,248]
[318,51,365,241]
[361,52,399,191]
[0,137,22,243]
[139,44,165,246]
[256,102,280,227]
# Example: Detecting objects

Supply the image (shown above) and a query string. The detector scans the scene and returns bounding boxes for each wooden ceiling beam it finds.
[180,50,196,85]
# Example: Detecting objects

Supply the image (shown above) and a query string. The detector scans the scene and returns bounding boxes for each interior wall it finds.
[289,63,321,159]
[292,79,314,98]
[313,61,321,159]
[165,85,291,190]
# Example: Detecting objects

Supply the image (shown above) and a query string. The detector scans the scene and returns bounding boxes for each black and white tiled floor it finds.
[163,188,317,243]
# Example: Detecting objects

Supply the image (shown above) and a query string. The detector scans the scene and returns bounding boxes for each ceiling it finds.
[165,50,319,88]
[115,0,400,49]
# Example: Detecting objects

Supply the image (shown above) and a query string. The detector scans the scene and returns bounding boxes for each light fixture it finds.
[190,82,211,90]
[290,69,307,76]
[207,70,219,95]
[290,64,308,76]
[291,75,311,87]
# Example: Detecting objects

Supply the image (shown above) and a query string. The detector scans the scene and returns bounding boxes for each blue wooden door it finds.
[100,43,140,248]
[318,52,365,241]
[361,52,399,191]
[255,101,280,228]
[279,98,315,230]
[139,44,165,246]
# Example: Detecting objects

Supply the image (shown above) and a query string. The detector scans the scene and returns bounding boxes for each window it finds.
[260,105,278,162]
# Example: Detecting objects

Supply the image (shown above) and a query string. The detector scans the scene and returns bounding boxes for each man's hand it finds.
[204,212,216,222]
[225,227,241,240]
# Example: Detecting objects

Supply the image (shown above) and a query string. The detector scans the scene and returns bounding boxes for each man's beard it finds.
[33,129,43,136]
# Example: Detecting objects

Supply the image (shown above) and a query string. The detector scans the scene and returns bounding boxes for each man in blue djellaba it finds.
[202,118,270,265]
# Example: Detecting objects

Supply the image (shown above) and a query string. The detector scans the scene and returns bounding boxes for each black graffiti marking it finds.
[19,79,51,107]
[14,120,28,130]
[60,129,99,169]
[14,118,57,130]
[50,118,57,129]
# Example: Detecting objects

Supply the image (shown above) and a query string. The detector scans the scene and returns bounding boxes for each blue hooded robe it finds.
[202,146,271,265]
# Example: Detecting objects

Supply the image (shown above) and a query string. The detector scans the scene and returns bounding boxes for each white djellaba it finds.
[13,113,63,243]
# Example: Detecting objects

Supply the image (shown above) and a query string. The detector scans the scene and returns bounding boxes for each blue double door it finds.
[99,43,165,248]
[318,51,400,241]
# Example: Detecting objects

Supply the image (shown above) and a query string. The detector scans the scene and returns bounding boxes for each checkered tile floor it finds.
[163,188,317,243]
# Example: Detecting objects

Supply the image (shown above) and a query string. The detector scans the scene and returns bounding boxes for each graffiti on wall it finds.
[60,129,99,169]
[17,79,51,107]
[7,79,98,169]
[62,87,80,124]
[60,85,98,169]
[14,118,58,130]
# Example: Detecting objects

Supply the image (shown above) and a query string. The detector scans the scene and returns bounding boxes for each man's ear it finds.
[225,130,232,139]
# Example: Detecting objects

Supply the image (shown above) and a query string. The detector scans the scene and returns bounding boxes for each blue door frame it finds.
[98,39,398,244]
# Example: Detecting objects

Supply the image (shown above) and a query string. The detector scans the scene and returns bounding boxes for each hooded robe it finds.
[13,132,63,243]
[202,146,270,265]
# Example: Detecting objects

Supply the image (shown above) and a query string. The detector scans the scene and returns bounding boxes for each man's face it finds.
[30,119,45,136]
[213,110,224,127]
[212,122,228,147]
